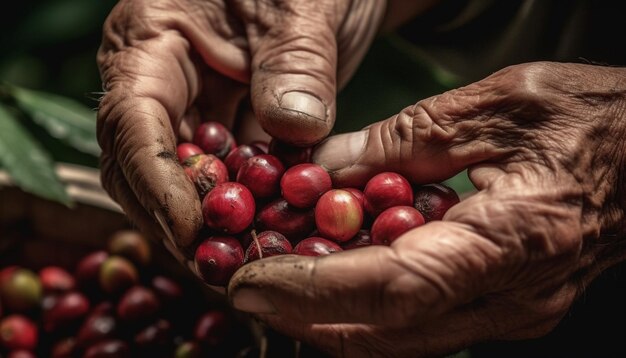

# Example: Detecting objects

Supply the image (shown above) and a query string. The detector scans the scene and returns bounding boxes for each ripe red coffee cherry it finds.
[0,315,38,350]
[134,319,171,349]
[245,231,292,263]
[315,189,363,242]
[371,206,425,245]
[194,237,244,286]
[343,188,365,209]
[413,183,460,221]
[43,291,90,332]
[341,230,372,250]
[39,266,75,294]
[183,154,229,198]
[364,172,414,217]
[151,276,183,305]
[176,143,203,163]
[293,237,342,256]
[194,311,230,347]
[280,164,332,208]
[117,286,160,323]
[236,154,285,199]
[77,302,117,348]
[255,199,316,243]
[51,337,77,358]
[202,182,255,234]
[268,139,312,167]
[7,350,36,358]
[224,144,264,180]
[192,122,236,159]
[0,268,42,312]
[99,256,139,295]
[75,251,108,289]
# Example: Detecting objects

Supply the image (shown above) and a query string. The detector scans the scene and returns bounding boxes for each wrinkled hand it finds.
[229,62,626,357]
[96,0,387,259]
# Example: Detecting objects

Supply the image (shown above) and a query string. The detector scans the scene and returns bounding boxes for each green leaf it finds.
[7,84,100,156]
[0,104,72,206]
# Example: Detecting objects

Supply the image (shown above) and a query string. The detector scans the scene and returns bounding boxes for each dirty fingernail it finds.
[312,130,368,172]
[280,91,326,121]
[232,288,276,314]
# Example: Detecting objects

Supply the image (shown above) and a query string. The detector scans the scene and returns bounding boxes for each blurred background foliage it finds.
[0,0,473,206]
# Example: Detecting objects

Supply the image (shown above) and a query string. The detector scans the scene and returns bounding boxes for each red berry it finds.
[236,154,285,199]
[315,189,363,242]
[245,231,292,263]
[77,302,117,348]
[39,266,75,294]
[280,164,332,208]
[192,122,236,159]
[255,199,316,243]
[364,172,414,217]
[194,236,244,286]
[51,337,77,358]
[413,183,460,221]
[99,256,139,295]
[224,144,264,180]
[75,251,109,289]
[7,350,36,358]
[371,206,425,245]
[117,286,160,323]
[176,143,203,163]
[183,154,228,198]
[108,230,151,266]
[341,230,372,250]
[202,182,255,234]
[83,340,130,358]
[134,319,171,349]
[0,315,38,350]
[43,291,90,332]
[268,139,312,167]
[343,188,365,209]
[151,276,183,305]
[194,311,229,347]
[0,268,42,313]
[293,237,342,256]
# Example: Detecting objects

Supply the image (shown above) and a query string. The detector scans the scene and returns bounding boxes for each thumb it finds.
[245,2,340,146]
[312,84,508,187]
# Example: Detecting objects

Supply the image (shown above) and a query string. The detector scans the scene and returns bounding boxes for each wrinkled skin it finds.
[229,63,626,357]
[96,0,389,255]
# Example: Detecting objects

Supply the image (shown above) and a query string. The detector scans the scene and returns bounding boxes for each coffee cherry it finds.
[293,237,342,256]
[51,337,77,358]
[202,182,255,234]
[315,189,363,242]
[192,122,236,159]
[183,154,229,198]
[194,311,229,347]
[39,266,75,294]
[134,319,171,350]
[364,172,413,217]
[83,340,130,358]
[268,139,311,167]
[0,315,38,350]
[116,286,160,323]
[236,154,285,199]
[280,164,332,208]
[371,206,425,245]
[0,268,42,313]
[176,143,203,163]
[75,251,109,290]
[194,237,244,286]
[77,302,117,348]
[255,199,316,243]
[108,230,151,266]
[341,230,372,250]
[245,231,292,263]
[224,144,264,180]
[43,291,90,332]
[151,276,183,305]
[99,256,139,295]
[413,183,460,221]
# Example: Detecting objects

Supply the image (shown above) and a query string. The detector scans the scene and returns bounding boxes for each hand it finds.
[228,62,626,357]
[95,0,389,261]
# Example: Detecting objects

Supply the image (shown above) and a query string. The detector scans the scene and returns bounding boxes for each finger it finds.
[229,216,504,326]
[239,1,341,146]
[311,78,513,187]
[98,26,202,248]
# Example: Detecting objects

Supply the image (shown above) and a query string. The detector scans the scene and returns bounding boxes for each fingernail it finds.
[280,91,326,121]
[232,288,276,314]
[312,130,368,172]
[154,210,176,248]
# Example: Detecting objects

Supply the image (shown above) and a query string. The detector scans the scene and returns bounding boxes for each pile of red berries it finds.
[0,230,252,357]
[181,122,462,287]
